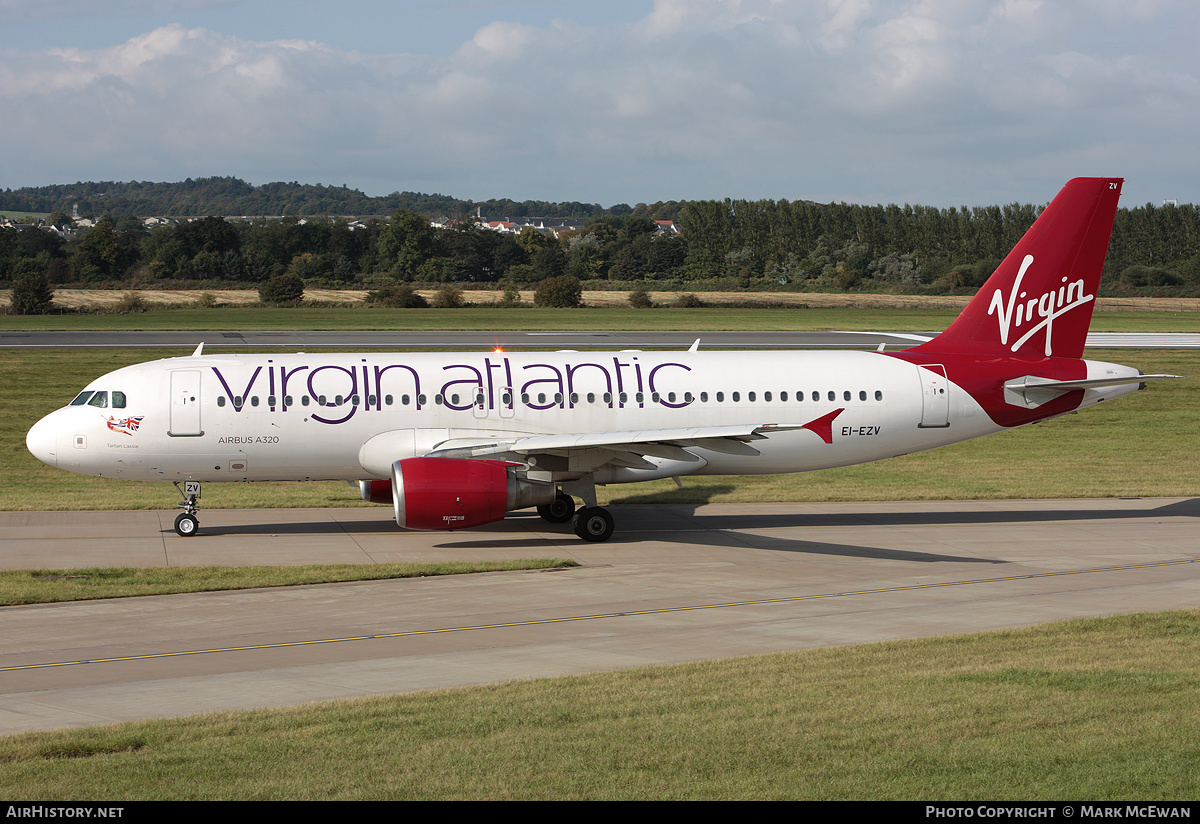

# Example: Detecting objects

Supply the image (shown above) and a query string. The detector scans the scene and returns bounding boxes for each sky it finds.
[1,0,1197,209]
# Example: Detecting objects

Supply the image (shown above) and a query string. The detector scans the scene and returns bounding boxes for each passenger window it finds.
[780,391,788,402]
[434,394,443,405]
[301,395,310,407]
[748,391,756,402]
[401,394,410,406]
[449,394,459,405]
[652,392,660,403]
[635,392,644,403]
[732,392,740,402]
[843,391,851,401]
[501,391,512,406]
[417,394,427,405]
[111,391,126,409]
[716,392,724,402]
[586,392,595,404]
[217,396,226,407]
[859,391,867,401]
[700,392,708,402]
[251,396,260,407]
[70,391,94,406]
[763,391,771,402]
[828,391,836,402]
[334,395,343,406]
[87,391,108,408]
[267,395,276,406]
[318,395,328,406]
[812,391,819,402]
[285,395,294,406]
[875,390,883,401]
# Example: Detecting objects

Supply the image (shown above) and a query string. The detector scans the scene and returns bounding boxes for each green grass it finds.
[3,348,1195,511]
[0,560,576,605]
[4,304,1200,332]
[3,608,1199,799]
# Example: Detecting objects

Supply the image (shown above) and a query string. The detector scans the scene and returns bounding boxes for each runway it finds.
[0,329,933,349]
[2,498,1198,735]
[2,330,1198,349]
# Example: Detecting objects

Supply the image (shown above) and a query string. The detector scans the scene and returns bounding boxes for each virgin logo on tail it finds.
[987,255,1094,357]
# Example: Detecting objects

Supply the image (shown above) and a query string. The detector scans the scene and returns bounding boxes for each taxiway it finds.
[2,498,1198,735]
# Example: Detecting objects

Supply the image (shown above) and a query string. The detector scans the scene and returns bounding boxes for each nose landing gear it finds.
[172,481,201,537]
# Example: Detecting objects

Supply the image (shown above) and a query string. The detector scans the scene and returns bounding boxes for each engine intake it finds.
[391,457,556,531]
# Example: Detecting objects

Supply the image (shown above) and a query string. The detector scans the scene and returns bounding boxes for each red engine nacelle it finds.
[391,457,556,531]
[358,479,393,504]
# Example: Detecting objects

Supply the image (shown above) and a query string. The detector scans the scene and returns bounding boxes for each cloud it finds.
[0,2,1197,207]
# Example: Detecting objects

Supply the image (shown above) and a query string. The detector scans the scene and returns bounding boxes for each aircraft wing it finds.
[423,412,844,471]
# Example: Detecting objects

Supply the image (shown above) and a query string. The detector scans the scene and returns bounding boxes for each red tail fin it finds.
[914,178,1122,360]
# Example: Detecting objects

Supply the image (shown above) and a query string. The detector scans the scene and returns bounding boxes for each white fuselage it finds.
[25,348,1139,487]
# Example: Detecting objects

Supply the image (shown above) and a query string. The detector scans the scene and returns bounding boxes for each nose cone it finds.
[26,413,59,468]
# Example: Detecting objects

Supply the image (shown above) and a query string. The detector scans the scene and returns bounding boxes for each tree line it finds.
[0,177,655,221]
[4,192,1199,309]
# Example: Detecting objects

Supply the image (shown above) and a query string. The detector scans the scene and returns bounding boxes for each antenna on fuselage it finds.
[689,338,700,352]
[192,342,205,357]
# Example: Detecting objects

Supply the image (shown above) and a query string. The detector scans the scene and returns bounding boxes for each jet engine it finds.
[390,457,556,531]
[358,479,393,504]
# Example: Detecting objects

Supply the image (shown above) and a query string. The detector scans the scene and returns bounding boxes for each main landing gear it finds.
[536,491,576,523]
[173,481,201,537]
[572,507,615,542]
[536,490,616,542]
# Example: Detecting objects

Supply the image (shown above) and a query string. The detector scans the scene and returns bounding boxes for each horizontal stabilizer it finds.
[1003,373,1180,408]
[1003,374,1181,392]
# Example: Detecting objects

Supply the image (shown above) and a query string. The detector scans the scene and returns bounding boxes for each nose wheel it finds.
[174,512,199,537]
[172,481,201,537]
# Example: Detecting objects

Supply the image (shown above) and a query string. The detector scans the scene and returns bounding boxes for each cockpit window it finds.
[111,391,127,409]
[87,391,108,408]
[70,391,95,406]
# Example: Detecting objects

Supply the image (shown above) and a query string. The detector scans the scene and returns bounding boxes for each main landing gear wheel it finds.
[537,492,576,524]
[573,506,615,543]
[174,512,199,537]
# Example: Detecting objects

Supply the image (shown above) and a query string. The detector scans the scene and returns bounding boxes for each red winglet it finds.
[802,408,844,444]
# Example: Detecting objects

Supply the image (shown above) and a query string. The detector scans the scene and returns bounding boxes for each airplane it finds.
[25,177,1179,542]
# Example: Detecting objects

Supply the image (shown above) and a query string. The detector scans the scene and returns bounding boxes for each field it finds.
[3,609,1199,800]
[4,291,1200,332]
